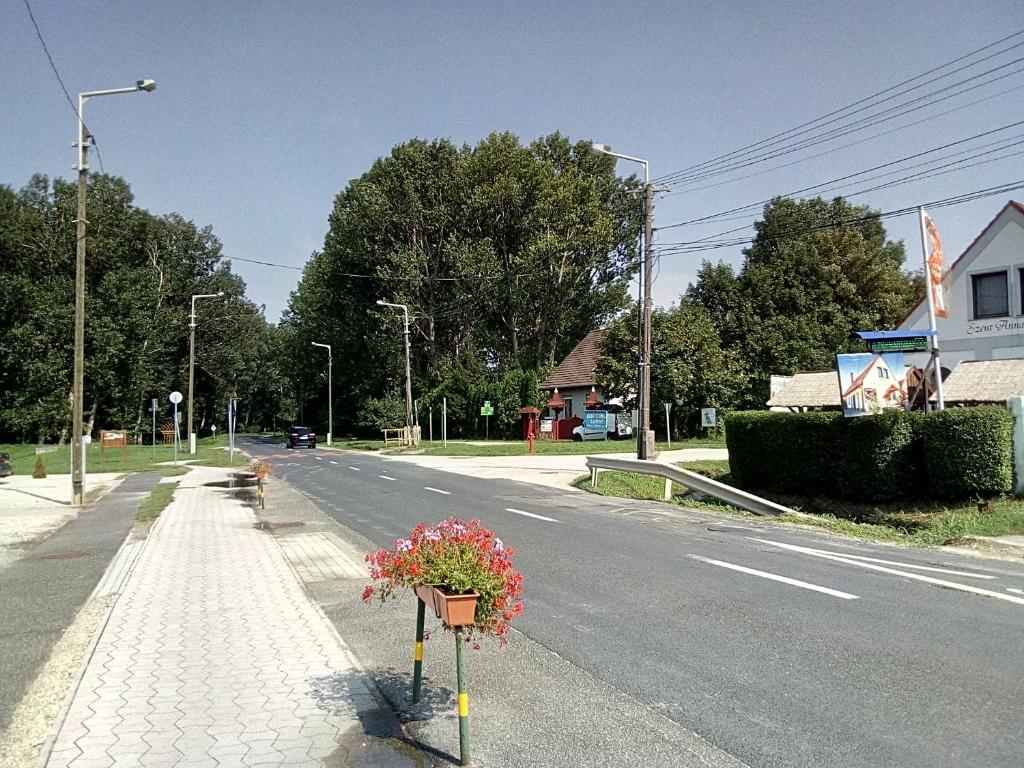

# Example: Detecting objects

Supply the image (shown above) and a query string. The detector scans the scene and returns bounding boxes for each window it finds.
[562,398,573,419]
[972,271,1008,319]
[877,367,889,380]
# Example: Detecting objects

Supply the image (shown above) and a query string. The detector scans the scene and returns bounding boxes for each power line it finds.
[654,31,1024,186]
[21,0,105,174]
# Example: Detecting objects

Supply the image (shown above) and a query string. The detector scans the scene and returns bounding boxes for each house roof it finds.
[840,354,884,398]
[898,200,1024,328]
[540,330,604,390]
[936,359,1024,403]
[766,371,841,408]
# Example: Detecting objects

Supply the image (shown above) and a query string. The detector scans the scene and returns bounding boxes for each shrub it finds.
[836,411,923,501]
[32,455,47,479]
[921,407,1014,498]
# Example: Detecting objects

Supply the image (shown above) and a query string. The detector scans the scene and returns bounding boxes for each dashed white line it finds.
[750,538,1024,606]
[504,507,558,522]
[379,475,396,481]
[314,456,323,461]
[329,460,339,465]
[1008,588,1024,595]
[789,549,997,579]
[424,486,451,495]
[689,554,859,600]
[348,466,361,471]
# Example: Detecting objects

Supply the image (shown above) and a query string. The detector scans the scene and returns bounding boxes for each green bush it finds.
[836,411,923,501]
[921,407,1014,498]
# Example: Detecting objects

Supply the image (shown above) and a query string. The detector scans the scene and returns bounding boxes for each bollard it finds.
[257,477,265,510]
[412,598,425,703]
[455,628,470,765]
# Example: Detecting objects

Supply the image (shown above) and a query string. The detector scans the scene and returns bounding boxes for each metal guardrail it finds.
[585,455,801,518]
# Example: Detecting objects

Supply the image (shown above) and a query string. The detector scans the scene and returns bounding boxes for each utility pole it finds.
[640,181,655,459]
[188,292,223,454]
[377,301,414,443]
[70,79,156,505]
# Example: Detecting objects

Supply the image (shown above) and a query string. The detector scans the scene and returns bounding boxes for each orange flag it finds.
[923,211,949,319]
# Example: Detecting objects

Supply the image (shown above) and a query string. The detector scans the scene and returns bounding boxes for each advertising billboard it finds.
[836,352,908,417]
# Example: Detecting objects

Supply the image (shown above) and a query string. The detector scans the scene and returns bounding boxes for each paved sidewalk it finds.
[44,466,381,768]
[383,447,729,490]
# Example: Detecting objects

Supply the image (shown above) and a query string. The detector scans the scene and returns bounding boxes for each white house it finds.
[899,201,1024,370]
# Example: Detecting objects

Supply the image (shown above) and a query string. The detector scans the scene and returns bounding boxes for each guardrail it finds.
[585,455,802,518]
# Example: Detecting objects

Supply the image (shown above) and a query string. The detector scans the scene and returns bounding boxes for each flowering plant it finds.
[363,518,523,645]
[249,460,272,477]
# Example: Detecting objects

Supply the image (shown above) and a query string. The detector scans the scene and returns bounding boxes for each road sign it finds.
[169,391,183,405]
[701,408,717,428]
[480,405,494,416]
[865,336,929,352]
[149,398,158,413]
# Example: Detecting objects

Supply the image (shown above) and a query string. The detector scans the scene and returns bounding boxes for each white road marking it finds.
[689,555,859,599]
[1008,588,1024,595]
[504,507,558,522]
[784,549,997,579]
[329,460,338,465]
[424,487,450,495]
[315,456,323,461]
[349,466,361,471]
[379,474,396,481]
[750,538,1024,606]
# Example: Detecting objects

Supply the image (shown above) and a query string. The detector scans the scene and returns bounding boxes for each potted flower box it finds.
[414,585,479,628]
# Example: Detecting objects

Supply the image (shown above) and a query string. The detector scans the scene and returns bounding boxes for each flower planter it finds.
[415,585,478,627]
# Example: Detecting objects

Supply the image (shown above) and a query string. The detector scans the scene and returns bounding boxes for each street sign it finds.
[480,405,494,416]
[169,391,183,405]
[701,408,717,428]
[865,336,929,352]
[149,398,158,413]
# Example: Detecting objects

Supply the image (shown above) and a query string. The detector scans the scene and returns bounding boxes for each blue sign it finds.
[583,410,609,433]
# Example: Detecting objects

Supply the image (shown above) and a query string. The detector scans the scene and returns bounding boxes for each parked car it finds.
[286,426,317,449]
[0,452,12,478]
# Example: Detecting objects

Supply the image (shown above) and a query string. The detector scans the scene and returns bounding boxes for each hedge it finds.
[920,407,1014,498]
[725,407,1014,502]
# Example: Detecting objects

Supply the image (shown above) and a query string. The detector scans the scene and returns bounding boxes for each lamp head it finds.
[136,79,157,92]
[590,143,612,156]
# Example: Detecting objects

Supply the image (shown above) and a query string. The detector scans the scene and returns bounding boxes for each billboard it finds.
[836,352,908,418]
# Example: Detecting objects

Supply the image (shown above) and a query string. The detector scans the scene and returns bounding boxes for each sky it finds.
[3,0,1022,324]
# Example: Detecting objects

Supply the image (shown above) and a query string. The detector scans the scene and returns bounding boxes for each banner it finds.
[922,211,949,319]
[836,352,908,418]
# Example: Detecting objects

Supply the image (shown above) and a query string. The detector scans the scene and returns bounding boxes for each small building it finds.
[934,359,1024,404]
[539,330,606,419]
[766,371,841,411]
[899,201,1024,369]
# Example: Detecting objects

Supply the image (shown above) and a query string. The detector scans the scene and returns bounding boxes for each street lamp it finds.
[589,142,656,460]
[187,292,224,454]
[71,79,156,506]
[311,342,332,445]
[376,300,414,443]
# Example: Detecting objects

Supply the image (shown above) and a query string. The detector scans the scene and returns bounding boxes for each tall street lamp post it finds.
[376,301,414,442]
[589,143,656,460]
[71,79,156,506]
[187,292,224,454]
[311,342,333,445]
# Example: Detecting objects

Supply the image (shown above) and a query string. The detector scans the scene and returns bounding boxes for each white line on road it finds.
[348,466,360,471]
[688,555,859,600]
[379,475,396,481]
[504,507,558,522]
[1008,588,1024,595]
[750,538,1024,606]
[315,456,323,461]
[424,487,451,495]
[329,460,338,465]
[785,549,997,579]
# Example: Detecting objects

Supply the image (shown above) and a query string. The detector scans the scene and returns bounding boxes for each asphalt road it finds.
[0,472,157,734]
[246,438,1024,768]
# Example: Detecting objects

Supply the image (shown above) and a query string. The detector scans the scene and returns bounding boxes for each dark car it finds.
[287,426,317,449]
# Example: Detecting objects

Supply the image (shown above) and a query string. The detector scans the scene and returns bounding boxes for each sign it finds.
[149,398,158,413]
[836,352,908,418]
[701,408,717,428]
[582,410,609,438]
[100,430,127,463]
[865,336,928,353]
[539,418,553,433]
[169,391,183,405]
[480,405,494,416]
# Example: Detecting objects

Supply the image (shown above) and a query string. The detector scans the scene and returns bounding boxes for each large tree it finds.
[285,132,643,436]
[687,196,921,406]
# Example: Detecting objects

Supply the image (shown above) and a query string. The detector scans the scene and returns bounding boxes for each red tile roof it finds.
[540,330,605,390]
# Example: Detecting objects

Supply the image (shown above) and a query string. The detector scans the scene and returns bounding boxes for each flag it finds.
[922,211,949,319]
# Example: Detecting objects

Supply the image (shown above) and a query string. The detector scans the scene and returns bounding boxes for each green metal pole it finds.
[455,628,470,766]
[412,598,425,703]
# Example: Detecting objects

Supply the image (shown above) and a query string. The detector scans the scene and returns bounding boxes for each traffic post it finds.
[169,391,183,466]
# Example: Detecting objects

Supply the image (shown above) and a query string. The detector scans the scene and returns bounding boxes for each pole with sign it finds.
[169,391,183,466]
[701,407,717,435]
[664,403,672,448]
[480,401,494,441]
[151,398,158,459]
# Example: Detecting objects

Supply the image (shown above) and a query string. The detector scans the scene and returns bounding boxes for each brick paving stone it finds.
[43,466,377,768]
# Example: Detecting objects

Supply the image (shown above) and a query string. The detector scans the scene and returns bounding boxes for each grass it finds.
[402,437,726,457]
[0,435,248,477]
[574,460,1024,547]
[135,481,177,521]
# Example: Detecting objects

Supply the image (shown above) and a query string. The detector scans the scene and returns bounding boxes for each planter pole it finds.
[455,629,470,766]
[412,598,425,703]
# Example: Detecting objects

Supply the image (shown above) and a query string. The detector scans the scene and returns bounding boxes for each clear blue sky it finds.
[3,0,1022,323]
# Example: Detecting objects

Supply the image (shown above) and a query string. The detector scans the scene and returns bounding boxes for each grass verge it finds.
[401,438,725,457]
[0,436,247,476]
[574,461,1024,547]
[136,482,177,521]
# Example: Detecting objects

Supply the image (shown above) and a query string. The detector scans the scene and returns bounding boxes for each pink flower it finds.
[396,538,413,552]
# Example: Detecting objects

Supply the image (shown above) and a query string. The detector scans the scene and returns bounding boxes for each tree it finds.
[595,301,746,437]
[687,196,920,406]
